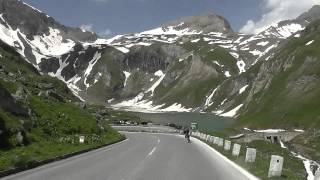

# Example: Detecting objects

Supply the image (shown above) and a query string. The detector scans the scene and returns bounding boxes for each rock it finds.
[13,86,29,102]
[8,72,15,78]
[48,90,65,102]
[37,90,49,98]
[165,12,234,34]
[74,102,87,109]
[36,83,54,90]
[0,84,28,116]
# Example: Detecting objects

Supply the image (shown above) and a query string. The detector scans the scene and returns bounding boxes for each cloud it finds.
[240,0,315,34]
[80,24,93,32]
[99,29,113,37]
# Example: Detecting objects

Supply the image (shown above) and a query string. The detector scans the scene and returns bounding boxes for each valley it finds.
[0,0,319,179]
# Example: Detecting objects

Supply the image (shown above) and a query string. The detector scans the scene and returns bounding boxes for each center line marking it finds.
[148,147,157,156]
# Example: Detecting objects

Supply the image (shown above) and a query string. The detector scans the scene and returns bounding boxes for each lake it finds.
[135,112,234,132]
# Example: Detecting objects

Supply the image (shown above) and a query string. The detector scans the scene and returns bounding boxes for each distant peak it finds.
[164,12,234,34]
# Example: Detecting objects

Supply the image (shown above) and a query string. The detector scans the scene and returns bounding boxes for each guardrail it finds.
[192,131,284,178]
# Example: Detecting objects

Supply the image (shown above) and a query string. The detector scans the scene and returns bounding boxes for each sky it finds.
[23,0,318,37]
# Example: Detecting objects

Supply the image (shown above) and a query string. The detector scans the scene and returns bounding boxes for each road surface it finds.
[2,132,257,180]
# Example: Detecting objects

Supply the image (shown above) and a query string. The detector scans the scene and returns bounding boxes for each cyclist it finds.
[183,127,191,143]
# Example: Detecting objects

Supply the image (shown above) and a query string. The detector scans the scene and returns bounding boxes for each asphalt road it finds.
[2,132,258,180]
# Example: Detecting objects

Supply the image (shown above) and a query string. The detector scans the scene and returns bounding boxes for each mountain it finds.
[258,5,320,39]
[163,12,234,34]
[237,19,320,128]
[0,0,97,65]
[0,38,120,149]
[1,0,320,128]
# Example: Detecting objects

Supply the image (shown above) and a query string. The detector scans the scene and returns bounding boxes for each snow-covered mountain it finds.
[0,0,97,65]
[1,0,320,119]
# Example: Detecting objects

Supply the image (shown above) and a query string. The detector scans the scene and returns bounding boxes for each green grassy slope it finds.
[0,41,123,171]
[237,20,320,129]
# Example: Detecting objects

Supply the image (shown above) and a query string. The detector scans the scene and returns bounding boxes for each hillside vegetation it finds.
[0,41,123,171]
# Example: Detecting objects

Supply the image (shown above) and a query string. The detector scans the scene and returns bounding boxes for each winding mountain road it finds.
[2,132,258,180]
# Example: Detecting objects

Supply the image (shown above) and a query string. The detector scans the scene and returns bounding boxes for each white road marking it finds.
[148,147,157,156]
[157,139,160,144]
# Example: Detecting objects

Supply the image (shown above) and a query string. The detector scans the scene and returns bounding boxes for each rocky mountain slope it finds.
[0,39,109,148]
[1,0,320,128]
[237,19,320,128]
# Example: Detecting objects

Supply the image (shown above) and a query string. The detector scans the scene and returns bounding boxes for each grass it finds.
[290,130,320,161]
[0,41,125,172]
[0,131,123,171]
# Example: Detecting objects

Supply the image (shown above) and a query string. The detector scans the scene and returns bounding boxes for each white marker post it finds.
[232,144,241,156]
[315,168,320,180]
[206,135,210,142]
[210,136,215,144]
[218,138,224,147]
[214,137,219,144]
[268,155,284,178]
[224,140,231,151]
[202,134,206,140]
[79,136,85,144]
[245,148,256,163]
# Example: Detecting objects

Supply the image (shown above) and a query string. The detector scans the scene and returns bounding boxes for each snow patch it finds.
[239,85,249,94]
[256,41,269,46]
[294,34,301,38]
[114,46,130,53]
[123,71,131,87]
[224,71,231,78]
[254,129,285,133]
[294,129,305,133]
[161,103,192,112]
[83,52,101,89]
[204,88,218,107]
[279,140,287,149]
[219,104,243,117]
[276,23,304,38]
[191,38,201,43]
[230,52,239,59]
[213,61,222,67]
[305,40,314,46]
[31,27,75,56]
[140,24,202,36]
[146,70,165,96]
[249,49,262,56]
[237,60,246,73]
[220,99,227,106]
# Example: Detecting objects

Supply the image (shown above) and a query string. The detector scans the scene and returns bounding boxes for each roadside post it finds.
[224,140,231,151]
[315,168,320,180]
[268,155,284,178]
[218,138,224,147]
[232,144,241,156]
[245,148,256,163]
[79,136,85,144]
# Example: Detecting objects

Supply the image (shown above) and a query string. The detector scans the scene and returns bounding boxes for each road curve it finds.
[2,132,257,180]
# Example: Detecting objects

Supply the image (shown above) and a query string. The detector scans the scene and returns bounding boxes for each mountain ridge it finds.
[0,0,320,127]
